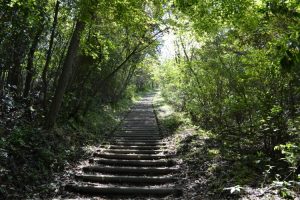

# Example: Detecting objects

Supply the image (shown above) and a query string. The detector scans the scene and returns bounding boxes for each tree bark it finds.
[23,26,44,98]
[67,68,93,120]
[45,19,85,129]
[7,49,22,95]
[52,27,74,93]
[42,0,60,109]
[116,65,137,100]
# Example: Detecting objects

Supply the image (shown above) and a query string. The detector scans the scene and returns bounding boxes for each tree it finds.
[41,0,60,109]
[45,19,85,128]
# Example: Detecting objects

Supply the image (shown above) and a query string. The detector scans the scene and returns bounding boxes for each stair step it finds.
[119,129,158,132]
[112,139,162,143]
[121,126,157,128]
[90,158,176,167]
[112,138,162,142]
[108,142,165,146]
[83,166,179,175]
[101,145,165,150]
[102,149,165,154]
[122,126,157,129]
[113,135,161,138]
[114,132,160,135]
[112,134,161,137]
[75,174,176,184]
[115,132,160,135]
[64,95,182,198]
[127,113,154,115]
[123,121,155,123]
[122,123,157,126]
[121,129,158,131]
[65,184,182,197]
[123,119,155,121]
[123,115,155,121]
[93,152,172,160]
[113,131,161,136]
[126,114,155,116]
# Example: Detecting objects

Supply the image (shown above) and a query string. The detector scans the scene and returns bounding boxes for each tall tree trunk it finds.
[45,19,85,129]
[116,65,136,100]
[42,0,60,110]
[7,51,22,95]
[23,27,44,98]
[52,25,75,94]
[67,67,94,120]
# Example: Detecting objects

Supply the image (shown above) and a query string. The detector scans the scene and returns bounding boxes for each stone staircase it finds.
[65,94,181,198]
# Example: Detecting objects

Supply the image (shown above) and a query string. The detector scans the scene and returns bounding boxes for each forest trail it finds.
[65,93,182,198]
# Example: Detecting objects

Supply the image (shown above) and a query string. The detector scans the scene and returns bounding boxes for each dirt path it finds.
[64,94,181,199]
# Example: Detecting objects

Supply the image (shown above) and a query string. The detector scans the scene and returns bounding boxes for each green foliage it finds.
[156,0,300,196]
[275,143,300,168]
[0,94,135,198]
[124,85,139,99]
[160,113,184,133]
[4,125,72,185]
[0,0,165,197]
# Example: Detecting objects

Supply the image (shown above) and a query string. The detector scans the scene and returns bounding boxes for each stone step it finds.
[120,127,157,129]
[121,126,157,129]
[65,184,182,197]
[101,145,166,150]
[122,122,157,125]
[102,149,165,154]
[117,130,159,133]
[108,142,165,146]
[123,120,156,122]
[64,94,182,198]
[93,152,172,160]
[112,134,161,137]
[126,116,155,118]
[114,132,160,135]
[122,124,157,126]
[123,117,156,123]
[113,134,161,137]
[122,126,157,128]
[90,158,176,167]
[111,139,162,143]
[112,137,162,141]
[125,117,156,120]
[129,111,152,112]
[112,138,162,141]
[75,174,176,185]
[122,122,156,125]
[83,165,179,175]
[126,113,155,116]
[125,114,154,115]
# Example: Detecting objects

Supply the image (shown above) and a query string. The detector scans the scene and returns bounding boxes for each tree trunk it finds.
[82,45,141,115]
[23,27,44,98]
[116,65,136,100]
[42,0,60,110]
[52,31,74,93]
[67,68,93,120]
[7,52,22,96]
[45,19,85,129]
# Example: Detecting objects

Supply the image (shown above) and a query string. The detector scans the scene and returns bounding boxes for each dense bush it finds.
[156,0,300,192]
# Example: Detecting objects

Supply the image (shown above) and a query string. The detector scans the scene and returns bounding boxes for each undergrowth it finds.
[154,92,300,199]
[0,95,139,199]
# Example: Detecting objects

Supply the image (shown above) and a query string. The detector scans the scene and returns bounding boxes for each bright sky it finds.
[159,30,176,62]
